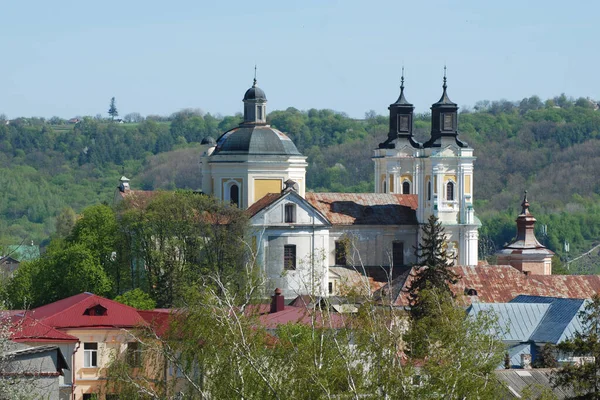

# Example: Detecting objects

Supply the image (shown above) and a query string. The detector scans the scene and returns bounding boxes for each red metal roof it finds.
[384,265,600,307]
[9,315,78,343]
[29,292,148,329]
[257,305,348,329]
[305,193,418,225]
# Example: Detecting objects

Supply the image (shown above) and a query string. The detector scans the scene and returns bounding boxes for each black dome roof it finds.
[243,81,267,101]
[212,126,301,156]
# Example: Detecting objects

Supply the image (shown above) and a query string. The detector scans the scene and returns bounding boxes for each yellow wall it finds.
[401,174,412,183]
[254,179,282,202]
[465,175,471,194]
[444,174,457,183]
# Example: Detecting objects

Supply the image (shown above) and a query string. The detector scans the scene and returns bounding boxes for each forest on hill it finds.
[1,93,600,271]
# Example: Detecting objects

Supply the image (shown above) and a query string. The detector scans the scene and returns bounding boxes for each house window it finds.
[392,241,404,268]
[328,282,333,295]
[83,395,98,400]
[284,204,296,223]
[335,241,347,266]
[230,184,239,207]
[83,343,98,368]
[126,342,142,368]
[427,180,432,201]
[402,181,410,194]
[446,181,455,201]
[284,245,296,270]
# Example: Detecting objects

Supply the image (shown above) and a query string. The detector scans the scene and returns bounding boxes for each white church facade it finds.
[197,74,480,298]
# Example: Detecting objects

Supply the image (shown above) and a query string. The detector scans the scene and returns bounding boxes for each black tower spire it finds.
[379,68,422,149]
[424,67,467,148]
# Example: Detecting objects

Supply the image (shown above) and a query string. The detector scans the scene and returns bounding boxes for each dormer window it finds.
[84,304,107,316]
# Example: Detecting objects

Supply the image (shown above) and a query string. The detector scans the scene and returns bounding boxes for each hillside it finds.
[1,96,600,272]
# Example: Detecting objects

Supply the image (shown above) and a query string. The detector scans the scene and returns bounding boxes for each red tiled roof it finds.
[9,315,78,343]
[29,292,148,329]
[384,265,600,307]
[258,305,348,329]
[305,193,418,225]
[245,193,283,217]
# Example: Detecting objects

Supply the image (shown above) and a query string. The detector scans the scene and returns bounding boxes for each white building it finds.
[200,74,479,297]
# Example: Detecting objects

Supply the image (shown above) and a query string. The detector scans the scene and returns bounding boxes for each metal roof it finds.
[468,303,550,342]
[510,295,586,344]
[212,126,302,156]
[305,193,418,225]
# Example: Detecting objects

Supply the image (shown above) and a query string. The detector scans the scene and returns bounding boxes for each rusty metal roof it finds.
[381,265,600,307]
[246,193,282,217]
[305,193,418,225]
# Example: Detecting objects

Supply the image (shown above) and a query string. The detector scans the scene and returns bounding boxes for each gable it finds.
[250,191,330,227]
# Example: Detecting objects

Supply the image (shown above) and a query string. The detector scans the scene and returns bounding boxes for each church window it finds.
[230,184,240,207]
[392,241,404,268]
[284,245,296,270]
[335,241,347,266]
[446,181,455,201]
[427,181,431,201]
[402,181,410,194]
[382,180,387,193]
[284,204,296,223]
[257,105,263,120]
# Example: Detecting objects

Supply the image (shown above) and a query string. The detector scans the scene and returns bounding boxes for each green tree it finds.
[108,97,118,120]
[554,295,600,399]
[114,288,156,310]
[54,207,77,238]
[408,215,459,319]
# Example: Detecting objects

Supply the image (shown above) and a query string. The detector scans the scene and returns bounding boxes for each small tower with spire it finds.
[496,191,554,275]
[379,68,422,149]
[242,66,267,125]
[424,67,467,148]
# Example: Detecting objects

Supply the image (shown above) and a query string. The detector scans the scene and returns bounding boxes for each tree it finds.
[108,97,119,120]
[54,207,77,238]
[554,295,600,399]
[114,288,156,310]
[408,215,459,319]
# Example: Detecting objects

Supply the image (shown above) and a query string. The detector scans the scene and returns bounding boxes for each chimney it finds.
[270,288,284,313]
[521,354,532,370]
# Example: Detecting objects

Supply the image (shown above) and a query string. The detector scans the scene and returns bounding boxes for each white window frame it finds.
[446,180,456,202]
[83,342,98,368]
[284,203,296,223]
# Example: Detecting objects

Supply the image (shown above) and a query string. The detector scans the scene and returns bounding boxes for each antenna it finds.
[253,64,257,86]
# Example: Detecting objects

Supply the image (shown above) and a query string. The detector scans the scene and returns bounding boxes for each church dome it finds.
[212,125,301,156]
[243,80,267,102]
[201,136,216,145]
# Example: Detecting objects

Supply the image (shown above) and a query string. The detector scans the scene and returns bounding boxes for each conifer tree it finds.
[408,214,459,319]
[108,97,118,120]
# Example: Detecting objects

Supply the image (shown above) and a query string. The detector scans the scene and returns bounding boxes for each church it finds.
[197,73,480,298]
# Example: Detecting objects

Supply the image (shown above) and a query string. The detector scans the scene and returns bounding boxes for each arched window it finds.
[427,180,432,201]
[382,180,387,193]
[230,184,239,207]
[402,181,410,195]
[446,181,455,201]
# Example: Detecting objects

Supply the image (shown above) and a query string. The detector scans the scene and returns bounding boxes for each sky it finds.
[0,0,598,119]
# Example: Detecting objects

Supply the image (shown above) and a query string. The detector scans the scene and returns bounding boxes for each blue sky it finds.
[0,0,597,119]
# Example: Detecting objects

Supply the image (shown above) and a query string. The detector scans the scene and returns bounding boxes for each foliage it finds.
[533,344,559,368]
[118,191,250,307]
[554,294,600,399]
[408,215,459,319]
[5,243,111,308]
[106,277,504,399]
[114,288,156,310]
